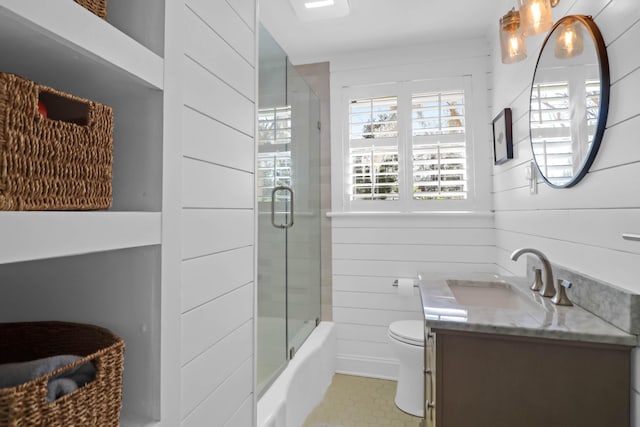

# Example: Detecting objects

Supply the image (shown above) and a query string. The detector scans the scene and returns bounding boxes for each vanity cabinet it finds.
[428,328,630,427]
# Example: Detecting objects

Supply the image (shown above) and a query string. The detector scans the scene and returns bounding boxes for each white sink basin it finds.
[447,280,536,310]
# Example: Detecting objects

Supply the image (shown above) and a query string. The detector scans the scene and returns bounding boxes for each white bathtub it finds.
[257,321,336,427]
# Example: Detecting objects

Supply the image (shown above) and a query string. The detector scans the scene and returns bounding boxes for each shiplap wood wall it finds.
[489,0,640,423]
[328,41,495,379]
[180,0,256,425]
[491,0,640,289]
[331,214,496,377]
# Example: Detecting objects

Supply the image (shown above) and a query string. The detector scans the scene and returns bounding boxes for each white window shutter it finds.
[348,96,399,201]
[411,90,467,200]
[257,106,292,202]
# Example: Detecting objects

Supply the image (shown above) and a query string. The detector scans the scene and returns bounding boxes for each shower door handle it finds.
[271,186,294,229]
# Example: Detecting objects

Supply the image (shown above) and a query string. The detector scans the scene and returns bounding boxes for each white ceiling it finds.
[260,0,510,64]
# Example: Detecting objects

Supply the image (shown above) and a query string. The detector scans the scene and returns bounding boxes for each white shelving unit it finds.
[0,1,176,425]
[0,0,163,92]
[0,211,161,264]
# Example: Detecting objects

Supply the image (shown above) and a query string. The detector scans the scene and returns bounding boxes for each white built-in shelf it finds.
[0,2,168,424]
[0,0,163,105]
[120,414,160,427]
[0,211,161,264]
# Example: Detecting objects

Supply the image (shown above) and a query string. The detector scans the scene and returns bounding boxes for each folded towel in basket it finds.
[47,377,78,402]
[0,355,96,402]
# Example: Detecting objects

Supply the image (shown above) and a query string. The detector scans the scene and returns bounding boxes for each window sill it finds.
[326,211,494,218]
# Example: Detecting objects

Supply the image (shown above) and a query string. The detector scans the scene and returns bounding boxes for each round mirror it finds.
[529,15,610,188]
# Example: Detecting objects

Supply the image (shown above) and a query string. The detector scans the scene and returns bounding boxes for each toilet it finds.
[387,320,424,417]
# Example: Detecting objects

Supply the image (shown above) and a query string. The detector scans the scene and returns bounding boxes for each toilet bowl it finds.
[387,320,424,417]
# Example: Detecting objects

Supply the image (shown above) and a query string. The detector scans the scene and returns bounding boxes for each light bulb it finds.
[555,18,584,58]
[531,3,542,27]
[509,34,522,57]
[519,0,553,37]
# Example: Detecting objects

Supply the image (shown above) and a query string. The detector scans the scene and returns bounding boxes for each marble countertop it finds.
[417,272,637,347]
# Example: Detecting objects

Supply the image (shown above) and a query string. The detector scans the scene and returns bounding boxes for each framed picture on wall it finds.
[492,108,513,165]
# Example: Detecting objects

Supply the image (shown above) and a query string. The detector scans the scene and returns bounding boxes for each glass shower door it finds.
[257,26,288,396]
[285,62,321,357]
[257,25,321,396]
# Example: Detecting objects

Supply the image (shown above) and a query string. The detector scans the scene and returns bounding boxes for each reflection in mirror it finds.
[529,15,609,188]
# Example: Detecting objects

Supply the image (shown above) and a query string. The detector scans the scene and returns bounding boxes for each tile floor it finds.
[302,374,422,427]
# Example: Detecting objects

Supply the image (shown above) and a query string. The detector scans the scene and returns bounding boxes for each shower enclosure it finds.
[257,26,321,396]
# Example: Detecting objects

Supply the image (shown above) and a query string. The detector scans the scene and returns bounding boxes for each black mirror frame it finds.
[529,14,610,188]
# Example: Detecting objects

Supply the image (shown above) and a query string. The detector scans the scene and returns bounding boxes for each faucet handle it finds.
[530,268,543,292]
[551,279,573,306]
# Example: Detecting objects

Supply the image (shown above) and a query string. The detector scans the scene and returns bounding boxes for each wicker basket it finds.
[74,0,107,19]
[0,321,125,427]
[0,73,114,211]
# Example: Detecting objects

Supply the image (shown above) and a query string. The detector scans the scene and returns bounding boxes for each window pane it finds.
[257,152,292,202]
[348,95,399,201]
[412,90,467,200]
[412,91,465,136]
[258,106,293,202]
[585,80,600,142]
[258,106,292,145]
[349,147,399,201]
[530,82,573,179]
[349,96,398,140]
[413,142,467,200]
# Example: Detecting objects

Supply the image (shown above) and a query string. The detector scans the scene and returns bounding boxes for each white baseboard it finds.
[335,354,399,381]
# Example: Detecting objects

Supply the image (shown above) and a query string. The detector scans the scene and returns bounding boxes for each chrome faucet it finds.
[510,248,556,298]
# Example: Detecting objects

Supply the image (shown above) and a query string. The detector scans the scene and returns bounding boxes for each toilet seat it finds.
[388,320,424,346]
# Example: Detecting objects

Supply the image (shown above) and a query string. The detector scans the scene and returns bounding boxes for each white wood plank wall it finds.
[331,214,495,378]
[489,0,640,423]
[328,41,495,379]
[180,0,256,425]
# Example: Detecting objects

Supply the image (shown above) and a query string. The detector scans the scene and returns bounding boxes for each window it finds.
[343,78,472,211]
[585,79,600,140]
[257,106,292,202]
[530,78,599,180]
[530,81,572,179]
[348,96,399,200]
[411,91,467,200]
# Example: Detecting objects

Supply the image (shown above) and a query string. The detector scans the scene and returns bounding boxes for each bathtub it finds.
[257,321,336,427]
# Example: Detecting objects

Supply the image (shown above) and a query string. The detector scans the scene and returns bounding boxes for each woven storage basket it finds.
[74,0,107,19]
[0,321,125,427]
[0,73,114,211]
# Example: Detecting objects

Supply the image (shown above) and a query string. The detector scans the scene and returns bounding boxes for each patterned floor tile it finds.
[302,374,422,427]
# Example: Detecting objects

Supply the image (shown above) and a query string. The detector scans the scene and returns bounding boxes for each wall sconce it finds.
[555,17,584,58]
[499,0,560,64]
[500,8,527,64]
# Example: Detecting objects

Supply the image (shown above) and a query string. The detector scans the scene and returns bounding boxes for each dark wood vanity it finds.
[418,272,637,427]
[428,329,630,427]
